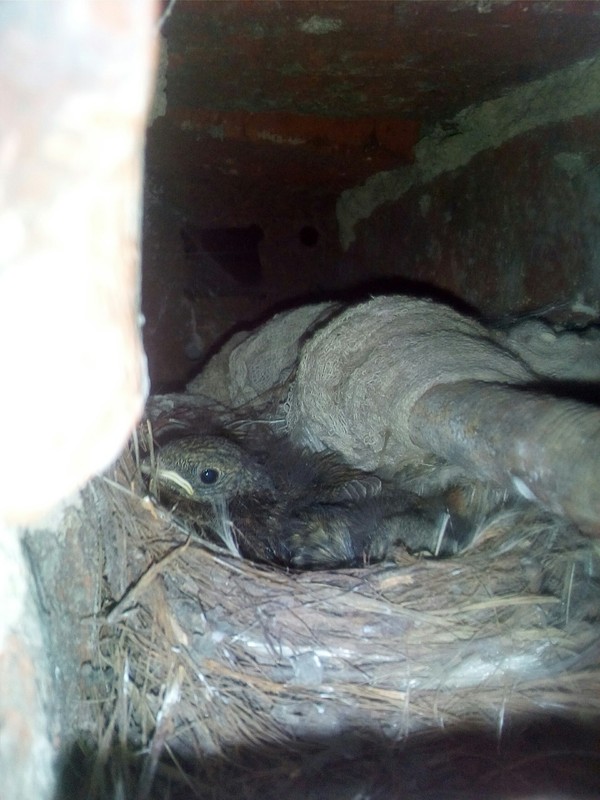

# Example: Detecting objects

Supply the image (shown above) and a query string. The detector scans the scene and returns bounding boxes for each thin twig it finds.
[104,538,191,624]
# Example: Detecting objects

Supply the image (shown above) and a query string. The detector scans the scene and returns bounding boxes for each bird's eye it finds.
[199,468,219,485]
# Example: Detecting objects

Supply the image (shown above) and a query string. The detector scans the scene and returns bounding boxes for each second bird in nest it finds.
[145,432,467,569]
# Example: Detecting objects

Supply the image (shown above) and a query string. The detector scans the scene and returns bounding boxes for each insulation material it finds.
[283,296,532,465]
[187,301,340,407]
[188,296,533,426]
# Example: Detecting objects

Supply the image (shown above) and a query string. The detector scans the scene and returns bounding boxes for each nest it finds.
[52,432,600,799]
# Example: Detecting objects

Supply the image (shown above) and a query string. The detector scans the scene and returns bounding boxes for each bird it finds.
[143,432,459,570]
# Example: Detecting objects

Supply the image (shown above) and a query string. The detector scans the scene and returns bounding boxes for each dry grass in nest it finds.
[71,436,600,798]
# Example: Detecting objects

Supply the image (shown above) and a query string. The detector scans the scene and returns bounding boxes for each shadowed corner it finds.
[54,716,600,800]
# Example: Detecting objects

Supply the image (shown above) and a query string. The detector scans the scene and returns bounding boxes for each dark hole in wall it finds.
[180,223,264,295]
[299,225,320,247]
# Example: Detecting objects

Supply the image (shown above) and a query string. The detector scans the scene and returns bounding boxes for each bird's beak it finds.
[154,468,196,497]
[141,461,196,498]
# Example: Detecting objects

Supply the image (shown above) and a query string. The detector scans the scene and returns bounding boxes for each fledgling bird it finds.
[144,433,458,570]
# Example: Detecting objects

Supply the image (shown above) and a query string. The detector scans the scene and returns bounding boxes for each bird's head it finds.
[144,434,275,502]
